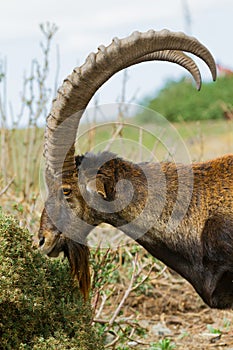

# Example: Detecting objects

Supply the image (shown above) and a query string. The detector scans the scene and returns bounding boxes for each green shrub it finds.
[0,210,104,350]
[139,75,233,122]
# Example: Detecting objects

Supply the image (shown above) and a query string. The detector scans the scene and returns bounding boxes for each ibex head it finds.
[37,29,216,302]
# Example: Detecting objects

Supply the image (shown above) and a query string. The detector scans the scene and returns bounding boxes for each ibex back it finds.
[37,29,233,309]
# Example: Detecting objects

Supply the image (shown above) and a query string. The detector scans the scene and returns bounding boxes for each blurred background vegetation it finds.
[140,75,233,122]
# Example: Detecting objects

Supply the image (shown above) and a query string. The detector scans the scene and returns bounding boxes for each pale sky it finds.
[0,0,232,123]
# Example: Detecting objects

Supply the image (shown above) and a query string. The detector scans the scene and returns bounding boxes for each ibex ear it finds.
[86,176,107,199]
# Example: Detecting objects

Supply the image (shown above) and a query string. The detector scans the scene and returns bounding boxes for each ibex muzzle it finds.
[37,29,233,309]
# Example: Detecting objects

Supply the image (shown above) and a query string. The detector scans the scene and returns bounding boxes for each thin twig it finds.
[106,253,139,328]
[104,123,124,152]
[104,334,120,348]
[0,178,14,196]
[94,293,108,321]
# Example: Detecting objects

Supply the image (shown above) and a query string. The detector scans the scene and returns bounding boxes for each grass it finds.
[149,339,176,350]
[0,127,43,197]
[78,118,233,163]
[0,209,104,350]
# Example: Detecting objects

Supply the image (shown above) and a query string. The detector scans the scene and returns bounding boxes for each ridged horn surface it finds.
[45,29,216,178]
[131,50,202,90]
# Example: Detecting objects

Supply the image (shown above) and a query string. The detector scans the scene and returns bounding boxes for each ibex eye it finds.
[62,187,72,196]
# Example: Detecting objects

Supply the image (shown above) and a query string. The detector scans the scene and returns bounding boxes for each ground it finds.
[103,265,233,349]
[127,272,233,349]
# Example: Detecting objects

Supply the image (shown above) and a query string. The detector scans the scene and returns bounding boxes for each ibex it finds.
[37,29,233,309]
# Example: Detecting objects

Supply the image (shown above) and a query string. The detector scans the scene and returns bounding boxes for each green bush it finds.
[0,210,104,350]
[140,75,233,122]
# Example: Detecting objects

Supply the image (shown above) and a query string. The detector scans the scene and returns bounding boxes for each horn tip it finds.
[196,81,202,91]
[213,70,217,81]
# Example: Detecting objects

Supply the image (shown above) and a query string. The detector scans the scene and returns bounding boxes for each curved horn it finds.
[45,29,216,178]
[131,50,202,90]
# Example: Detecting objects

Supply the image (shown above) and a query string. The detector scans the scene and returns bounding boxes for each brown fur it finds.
[76,152,233,308]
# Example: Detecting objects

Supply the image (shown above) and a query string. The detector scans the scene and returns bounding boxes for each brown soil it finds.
[121,270,233,349]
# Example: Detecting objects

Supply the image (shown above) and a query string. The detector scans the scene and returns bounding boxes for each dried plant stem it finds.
[0,23,58,200]
[94,293,108,321]
[104,124,124,152]
[97,250,154,331]
[106,254,139,328]
[104,334,120,348]
[0,177,14,196]
[0,58,8,184]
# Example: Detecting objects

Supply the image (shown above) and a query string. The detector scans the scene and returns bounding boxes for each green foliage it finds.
[0,210,104,350]
[223,318,231,330]
[207,325,222,335]
[90,247,120,292]
[149,338,176,350]
[139,76,233,122]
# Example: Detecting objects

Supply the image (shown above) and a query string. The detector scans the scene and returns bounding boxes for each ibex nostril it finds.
[39,237,45,247]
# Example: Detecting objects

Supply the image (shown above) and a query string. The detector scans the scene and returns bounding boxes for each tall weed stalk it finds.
[0,22,58,200]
